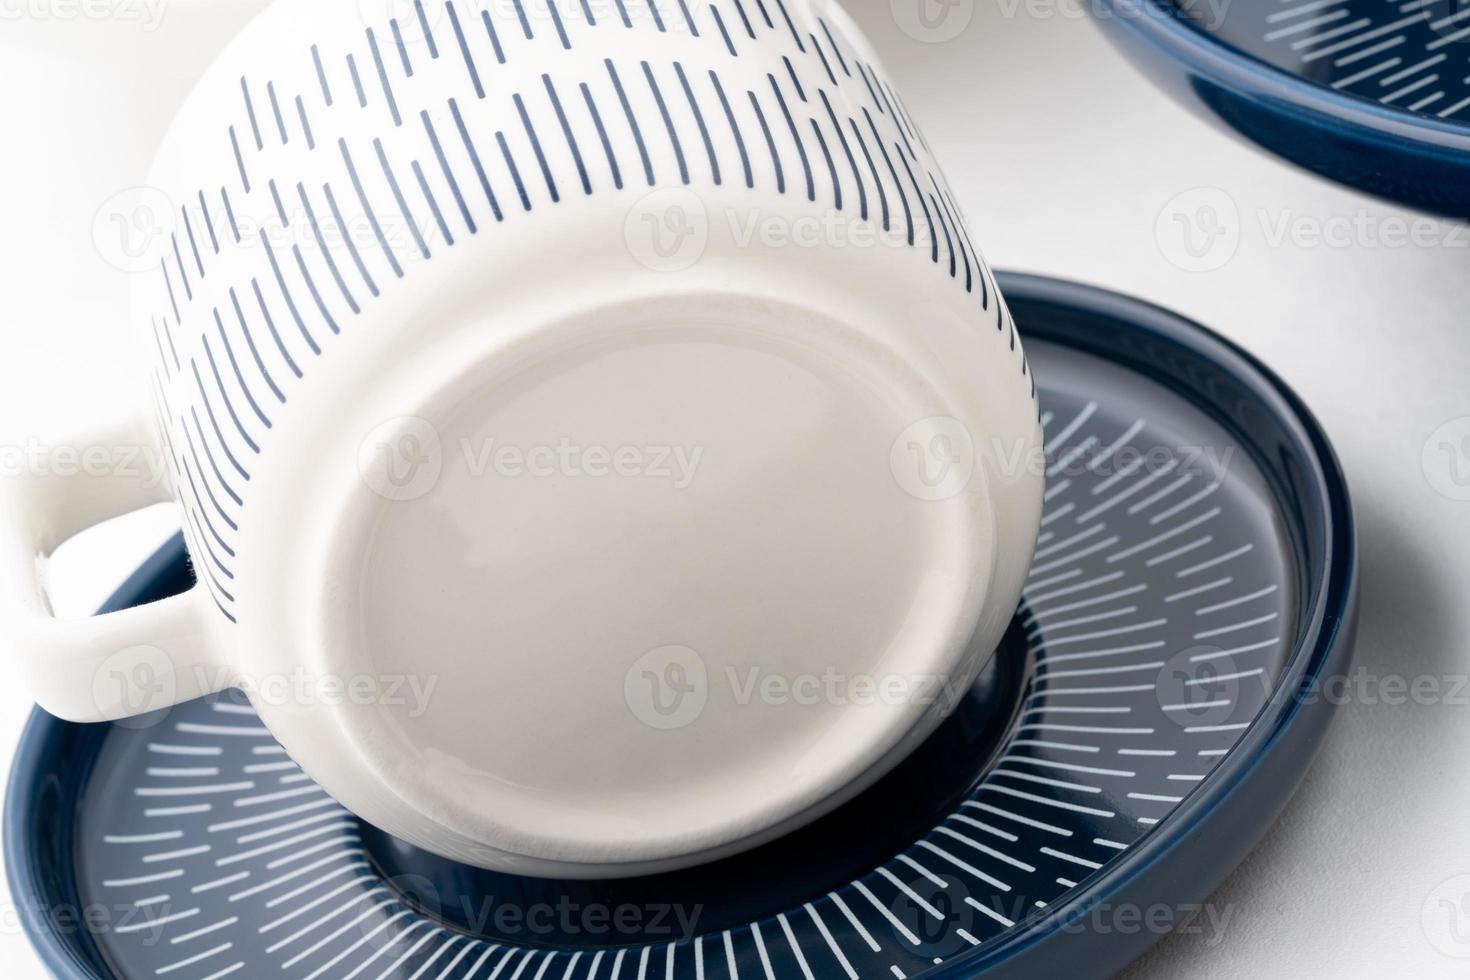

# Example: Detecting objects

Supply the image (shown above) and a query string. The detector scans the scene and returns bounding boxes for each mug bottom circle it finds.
[311,291,1001,875]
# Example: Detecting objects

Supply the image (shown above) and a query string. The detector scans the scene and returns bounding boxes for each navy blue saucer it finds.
[1092,0,1470,215]
[5,273,1358,979]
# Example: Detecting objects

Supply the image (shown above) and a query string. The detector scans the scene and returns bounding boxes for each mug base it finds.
[310,289,999,875]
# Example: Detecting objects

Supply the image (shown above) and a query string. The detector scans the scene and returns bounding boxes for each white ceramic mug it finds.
[2,0,1042,877]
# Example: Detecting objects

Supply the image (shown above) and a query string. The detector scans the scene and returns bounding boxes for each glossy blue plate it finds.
[5,273,1357,979]
[1094,0,1470,215]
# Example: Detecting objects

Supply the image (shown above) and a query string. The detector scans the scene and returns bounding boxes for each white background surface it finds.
[0,0,1468,976]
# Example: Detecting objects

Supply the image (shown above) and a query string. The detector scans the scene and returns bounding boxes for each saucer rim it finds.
[4,272,1359,980]
[921,272,1359,978]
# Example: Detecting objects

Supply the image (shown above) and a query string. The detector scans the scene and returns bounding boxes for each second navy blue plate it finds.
[1092,0,1470,215]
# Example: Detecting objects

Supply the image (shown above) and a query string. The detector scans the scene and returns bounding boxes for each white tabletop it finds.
[1,2,1468,977]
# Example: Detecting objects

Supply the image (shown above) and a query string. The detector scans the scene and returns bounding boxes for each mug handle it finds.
[0,409,231,723]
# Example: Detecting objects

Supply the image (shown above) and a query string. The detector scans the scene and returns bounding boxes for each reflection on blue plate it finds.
[1093,0,1470,215]
[6,274,1357,979]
